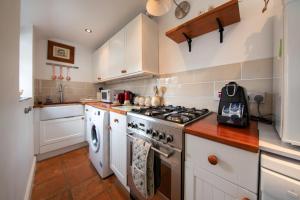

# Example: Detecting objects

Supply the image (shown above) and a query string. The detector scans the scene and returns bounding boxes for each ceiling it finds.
[21,0,147,50]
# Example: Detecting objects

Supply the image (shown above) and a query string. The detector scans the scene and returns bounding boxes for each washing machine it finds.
[88,107,113,178]
[85,105,94,144]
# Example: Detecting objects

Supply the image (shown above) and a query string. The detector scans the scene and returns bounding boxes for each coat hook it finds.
[262,0,269,13]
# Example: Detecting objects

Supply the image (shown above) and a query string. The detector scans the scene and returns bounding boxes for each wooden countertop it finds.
[34,101,128,115]
[184,113,259,153]
[85,102,128,115]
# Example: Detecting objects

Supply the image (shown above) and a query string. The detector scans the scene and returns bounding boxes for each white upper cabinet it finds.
[98,41,110,80]
[125,15,141,74]
[92,13,158,82]
[110,28,125,77]
[92,48,101,82]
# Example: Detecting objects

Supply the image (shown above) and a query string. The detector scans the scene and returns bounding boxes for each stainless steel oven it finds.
[126,113,184,200]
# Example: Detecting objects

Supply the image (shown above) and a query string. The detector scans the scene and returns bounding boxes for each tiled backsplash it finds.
[104,58,273,116]
[34,79,98,104]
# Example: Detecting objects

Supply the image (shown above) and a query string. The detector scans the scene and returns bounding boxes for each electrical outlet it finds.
[214,90,222,101]
[248,92,266,104]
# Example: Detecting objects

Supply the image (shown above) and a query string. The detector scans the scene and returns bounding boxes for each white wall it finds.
[35,37,94,82]
[0,0,35,199]
[19,25,34,98]
[157,0,275,74]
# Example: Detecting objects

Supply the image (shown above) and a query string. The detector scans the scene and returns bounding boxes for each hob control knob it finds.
[128,122,133,128]
[132,124,138,129]
[158,132,165,140]
[152,130,158,137]
[146,129,152,135]
[166,135,173,143]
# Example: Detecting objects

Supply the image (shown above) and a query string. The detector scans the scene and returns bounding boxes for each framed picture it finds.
[47,40,75,64]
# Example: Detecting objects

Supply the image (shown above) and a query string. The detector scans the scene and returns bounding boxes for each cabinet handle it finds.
[241,198,250,200]
[97,77,101,80]
[81,117,85,120]
[114,119,119,123]
[208,155,218,165]
[24,106,32,114]
[108,125,111,130]
[121,69,127,74]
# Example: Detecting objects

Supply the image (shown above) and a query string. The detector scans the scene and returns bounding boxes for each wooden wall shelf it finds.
[165,0,241,51]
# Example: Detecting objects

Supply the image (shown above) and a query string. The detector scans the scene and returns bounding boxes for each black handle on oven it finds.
[127,133,172,158]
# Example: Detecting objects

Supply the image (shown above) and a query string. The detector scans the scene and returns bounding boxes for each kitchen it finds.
[1,0,300,200]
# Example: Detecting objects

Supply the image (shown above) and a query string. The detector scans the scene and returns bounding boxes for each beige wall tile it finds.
[242,58,273,79]
[164,82,214,97]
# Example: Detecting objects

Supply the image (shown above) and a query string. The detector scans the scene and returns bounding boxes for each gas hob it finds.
[130,105,210,125]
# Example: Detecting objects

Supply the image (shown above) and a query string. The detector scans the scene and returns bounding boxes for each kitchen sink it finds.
[40,103,84,121]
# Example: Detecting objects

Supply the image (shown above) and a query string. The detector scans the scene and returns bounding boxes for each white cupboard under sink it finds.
[93,13,158,82]
[34,104,85,155]
[40,116,85,153]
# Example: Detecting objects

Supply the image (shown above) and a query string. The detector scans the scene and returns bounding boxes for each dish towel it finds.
[131,138,154,199]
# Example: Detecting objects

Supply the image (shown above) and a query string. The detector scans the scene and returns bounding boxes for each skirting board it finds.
[24,156,36,200]
[37,142,88,161]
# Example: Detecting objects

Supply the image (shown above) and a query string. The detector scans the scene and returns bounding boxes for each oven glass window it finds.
[156,160,171,199]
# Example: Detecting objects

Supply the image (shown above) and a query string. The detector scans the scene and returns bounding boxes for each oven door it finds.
[127,132,182,200]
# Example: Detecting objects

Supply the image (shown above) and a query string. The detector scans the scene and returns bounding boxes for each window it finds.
[19,25,34,99]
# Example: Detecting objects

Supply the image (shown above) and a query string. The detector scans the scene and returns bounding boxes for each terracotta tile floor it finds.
[31,147,130,200]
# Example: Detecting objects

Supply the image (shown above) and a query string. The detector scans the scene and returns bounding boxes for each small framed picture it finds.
[47,40,75,64]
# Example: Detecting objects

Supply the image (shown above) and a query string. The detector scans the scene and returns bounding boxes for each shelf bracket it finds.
[216,18,224,43]
[182,32,192,52]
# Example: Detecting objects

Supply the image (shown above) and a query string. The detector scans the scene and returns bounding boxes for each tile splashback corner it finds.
[34,79,98,104]
[104,58,274,116]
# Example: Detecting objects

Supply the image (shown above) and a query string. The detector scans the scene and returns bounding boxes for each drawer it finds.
[110,111,127,131]
[261,167,300,200]
[261,153,300,180]
[185,134,259,193]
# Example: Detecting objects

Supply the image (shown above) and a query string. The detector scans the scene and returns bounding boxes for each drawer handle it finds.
[121,69,127,73]
[97,77,101,80]
[114,119,119,123]
[208,155,218,165]
[241,198,250,200]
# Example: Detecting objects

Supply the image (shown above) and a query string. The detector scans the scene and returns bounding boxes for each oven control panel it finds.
[127,116,182,149]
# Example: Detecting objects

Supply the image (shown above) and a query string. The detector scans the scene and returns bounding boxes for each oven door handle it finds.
[127,134,172,158]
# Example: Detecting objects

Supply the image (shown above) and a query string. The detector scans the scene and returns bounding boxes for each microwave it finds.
[100,89,121,103]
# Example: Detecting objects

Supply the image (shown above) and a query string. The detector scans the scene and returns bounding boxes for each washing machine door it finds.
[90,124,100,153]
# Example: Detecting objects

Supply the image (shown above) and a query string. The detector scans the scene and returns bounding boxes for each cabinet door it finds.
[109,29,125,78]
[125,15,141,74]
[98,41,110,81]
[39,116,85,153]
[92,48,101,82]
[110,112,127,187]
[185,161,256,200]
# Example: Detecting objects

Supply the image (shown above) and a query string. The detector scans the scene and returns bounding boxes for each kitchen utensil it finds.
[58,66,64,80]
[51,66,57,80]
[151,86,161,107]
[66,67,71,81]
[151,96,161,107]
[145,96,151,107]
[139,96,145,106]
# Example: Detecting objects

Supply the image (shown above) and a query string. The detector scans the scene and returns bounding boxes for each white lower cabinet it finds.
[185,161,257,200]
[110,112,127,188]
[39,116,85,153]
[185,134,258,200]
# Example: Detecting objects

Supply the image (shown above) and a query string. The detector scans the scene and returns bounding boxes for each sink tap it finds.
[58,83,64,103]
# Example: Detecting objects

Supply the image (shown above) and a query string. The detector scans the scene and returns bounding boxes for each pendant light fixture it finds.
[146,0,190,19]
